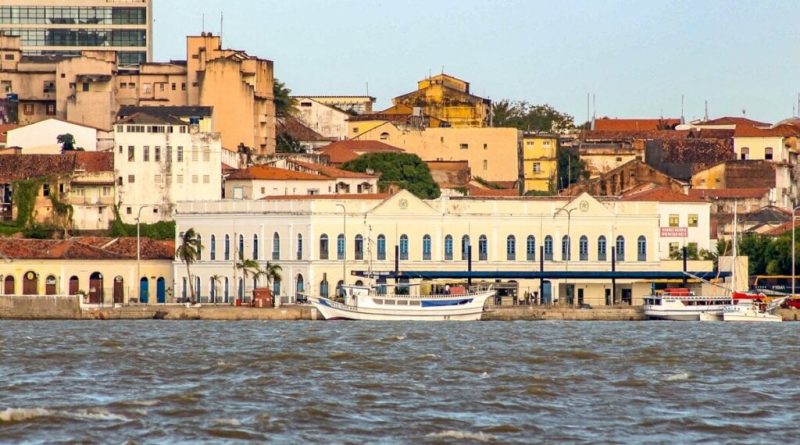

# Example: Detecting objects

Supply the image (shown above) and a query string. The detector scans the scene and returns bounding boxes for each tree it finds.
[210,274,222,303]
[491,100,575,132]
[341,152,441,199]
[276,133,305,153]
[57,133,75,151]
[236,253,282,297]
[556,147,588,190]
[176,228,203,304]
[273,79,297,117]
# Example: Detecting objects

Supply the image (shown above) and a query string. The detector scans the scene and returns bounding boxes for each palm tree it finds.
[263,261,282,291]
[236,254,282,302]
[176,228,203,304]
[210,274,222,303]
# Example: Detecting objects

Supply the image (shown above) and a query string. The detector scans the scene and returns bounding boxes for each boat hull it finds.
[310,292,493,321]
[722,312,783,323]
[643,308,724,321]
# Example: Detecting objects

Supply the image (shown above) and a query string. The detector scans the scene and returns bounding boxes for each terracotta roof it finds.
[286,159,375,179]
[226,165,328,181]
[0,237,174,260]
[583,129,734,141]
[734,123,800,138]
[594,118,681,132]
[263,193,390,201]
[276,116,332,142]
[0,152,112,182]
[465,184,518,197]
[687,188,770,199]
[117,105,213,119]
[620,187,705,203]
[116,112,185,126]
[762,220,800,237]
[317,140,405,164]
[73,151,113,172]
[698,116,771,127]
[0,123,19,143]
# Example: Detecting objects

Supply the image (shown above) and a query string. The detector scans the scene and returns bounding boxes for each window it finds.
[526,235,536,261]
[143,146,149,161]
[506,235,516,261]
[23,103,33,115]
[319,234,329,260]
[320,278,329,298]
[203,175,210,184]
[239,235,244,259]
[668,214,679,227]
[579,236,588,261]
[765,147,773,160]
[444,235,453,260]
[177,175,183,184]
[461,235,471,260]
[616,236,625,262]
[460,143,469,150]
[423,235,432,260]
[337,234,345,260]
[377,235,386,260]
[355,235,364,260]
[154,146,161,162]
[688,214,698,227]
[192,175,198,184]
[598,236,607,261]
[46,104,55,115]
[166,146,172,162]
[177,146,184,162]
[483,143,488,150]
[669,242,680,257]
[637,236,647,261]
[272,233,280,260]
[352,127,359,133]
[297,234,303,260]
[544,236,553,261]
[42,183,50,197]
[561,235,571,261]
[224,235,230,260]
[740,147,749,160]
[128,146,135,161]
[533,162,541,173]
[210,235,216,260]
[253,234,259,260]
[127,174,135,183]
[379,132,389,140]
[117,176,123,186]
[399,235,409,260]
[483,160,488,170]
[476,235,487,261]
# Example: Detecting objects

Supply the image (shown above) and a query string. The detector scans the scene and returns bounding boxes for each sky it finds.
[153,0,800,124]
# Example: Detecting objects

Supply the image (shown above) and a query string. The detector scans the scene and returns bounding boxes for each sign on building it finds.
[660,227,688,237]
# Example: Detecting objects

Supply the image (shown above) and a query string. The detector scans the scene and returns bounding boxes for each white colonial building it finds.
[114,111,223,224]
[6,118,113,153]
[172,190,713,307]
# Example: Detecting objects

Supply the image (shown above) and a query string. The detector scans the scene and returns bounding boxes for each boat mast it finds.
[732,199,738,293]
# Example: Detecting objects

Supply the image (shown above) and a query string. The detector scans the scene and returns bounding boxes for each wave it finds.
[0,407,130,424]
[0,408,52,423]
[664,372,691,382]
[426,430,496,442]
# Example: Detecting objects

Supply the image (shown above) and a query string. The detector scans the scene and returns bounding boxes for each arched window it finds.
[461,235,471,260]
[210,277,217,301]
[637,235,647,261]
[45,275,56,295]
[337,234,345,260]
[238,278,244,298]
[444,235,453,260]
[561,235,571,261]
[355,234,364,260]
[422,235,432,260]
[399,234,409,260]
[253,234,259,260]
[526,235,536,261]
[544,235,553,260]
[224,277,229,302]
[273,279,281,297]
[238,234,244,259]
[182,277,187,300]
[598,235,607,261]
[196,235,202,260]
[319,234,329,260]
[478,235,488,261]
[272,232,280,260]
[320,278,329,298]
[507,235,516,261]
[616,235,625,262]
[765,147,774,160]
[210,235,216,260]
[68,276,79,295]
[195,276,201,300]
[579,235,588,261]
[377,235,386,260]
[740,146,749,160]
[224,234,230,260]
[379,132,390,140]
[297,234,303,260]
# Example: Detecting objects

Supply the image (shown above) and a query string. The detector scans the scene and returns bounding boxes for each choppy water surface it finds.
[1,321,797,444]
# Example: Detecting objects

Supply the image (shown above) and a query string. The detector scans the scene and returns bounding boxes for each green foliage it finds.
[57,133,75,151]
[556,147,588,190]
[473,176,505,190]
[276,133,305,153]
[341,152,441,199]
[23,224,55,239]
[524,189,555,197]
[12,178,44,228]
[177,228,203,303]
[109,218,176,240]
[273,79,297,117]
[492,100,575,132]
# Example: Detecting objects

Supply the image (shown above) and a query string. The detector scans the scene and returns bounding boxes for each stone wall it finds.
[482,306,646,321]
[0,295,81,319]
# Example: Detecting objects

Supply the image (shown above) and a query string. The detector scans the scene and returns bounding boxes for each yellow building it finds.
[522,133,559,193]
[390,73,491,127]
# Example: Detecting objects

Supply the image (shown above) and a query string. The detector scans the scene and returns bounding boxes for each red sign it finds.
[660,227,688,237]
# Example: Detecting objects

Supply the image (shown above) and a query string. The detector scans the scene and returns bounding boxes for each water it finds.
[0,321,797,444]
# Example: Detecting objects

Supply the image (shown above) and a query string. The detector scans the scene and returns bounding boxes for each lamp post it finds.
[136,205,154,304]
[335,203,346,296]
[793,206,800,299]
[554,205,577,306]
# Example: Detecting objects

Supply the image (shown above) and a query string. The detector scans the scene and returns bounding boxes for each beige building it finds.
[0,32,276,154]
[350,121,520,184]
[174,190,714,307]
[225,162,379,199]
[0,0,152,66]
[522,132,558,193]
[6,117,112,153]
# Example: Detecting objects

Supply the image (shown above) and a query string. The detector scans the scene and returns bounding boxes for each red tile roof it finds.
[734,123,800,138]
[698,116,771,127]
[594,118,681,132]
[226,165,328,181]
[465,184,518,197]
[276,116,333,142]
[687,188,770,199]
[286,159,375,179]
[0,123,19,143]
[263,193,391,201]
[620,187,705,203]
[317,140,405,164]
[0,237,174,260]
[0,152,112,182]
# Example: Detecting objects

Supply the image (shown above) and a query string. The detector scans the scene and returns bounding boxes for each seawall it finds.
[483,306,647,321]
[0,295,82,319]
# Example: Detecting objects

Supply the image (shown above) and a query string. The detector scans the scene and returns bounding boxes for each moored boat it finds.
[722,296,786,323]
[642,288,734,321]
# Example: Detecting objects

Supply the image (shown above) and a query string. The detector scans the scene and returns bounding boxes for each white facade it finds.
[294,97,351,140]
[114,122,223,224]
[654,202,713,258]
[6,118,110,153]
[173,191,714,306]
[226,177,331,200]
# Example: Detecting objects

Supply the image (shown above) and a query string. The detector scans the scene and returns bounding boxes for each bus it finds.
[750,275,798,295]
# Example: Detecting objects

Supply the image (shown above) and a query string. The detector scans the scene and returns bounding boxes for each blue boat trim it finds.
[421,298,473,307]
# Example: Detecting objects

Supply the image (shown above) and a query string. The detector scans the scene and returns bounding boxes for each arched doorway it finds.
[68,276,79,295]
[22,271,38,295]
[45,275,57,295]
[113,276,124,304]
[295,274,305,301]
[89,272,103,304]
[4,275,14,295]
[156,277,166,303]
[139,277,149,304]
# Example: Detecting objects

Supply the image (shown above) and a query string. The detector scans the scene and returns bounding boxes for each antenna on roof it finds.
[797,93,799,117]
[220,11,223,40]
[366,81,369,96]
[592,93,596,129]
[680,94,685,124]
[586,93,590,128]
[202,13,205,34]
[741,108,746,116]
[704,100,708,121]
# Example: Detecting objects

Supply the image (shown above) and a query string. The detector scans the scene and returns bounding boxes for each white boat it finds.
[643,288,734,321]
[699,311,723,322]
[722,297,785,323]
[309,284,495,321]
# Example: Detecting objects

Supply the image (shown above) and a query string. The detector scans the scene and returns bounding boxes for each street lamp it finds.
[554,205,577,306]
[136,204,155,304]
[793,206,800,299]
[335,203,346,296]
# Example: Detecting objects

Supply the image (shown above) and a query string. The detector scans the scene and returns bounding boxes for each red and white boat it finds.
[642,288,769,321]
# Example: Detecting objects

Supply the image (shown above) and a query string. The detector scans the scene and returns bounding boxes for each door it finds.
[69,276,79,295]
[22,272,38,295]
[113,276,124,304]
[139,278,149,304]
[541,281,552,305]
[621,288,633,305]
[4,276,14,295]
[578,288,585,306]
[45,276,56,295]
[156,277,166,303]
[89,272,103,304]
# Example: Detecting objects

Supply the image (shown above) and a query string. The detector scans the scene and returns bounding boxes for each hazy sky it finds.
[154,0,799,124]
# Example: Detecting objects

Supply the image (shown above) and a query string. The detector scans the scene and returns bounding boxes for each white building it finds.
[6,118,113,153]
[173,191,714,306]
[225,161,379,199]
[293,97,352,140]
[114,111,222,224]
